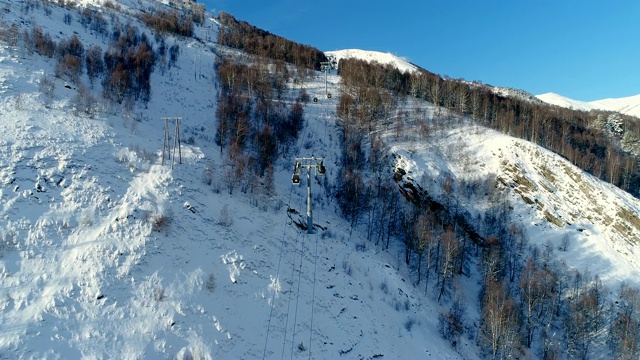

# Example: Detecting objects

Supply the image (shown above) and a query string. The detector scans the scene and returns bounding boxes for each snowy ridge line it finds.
[326,49,419,74]
[537,91,640,118]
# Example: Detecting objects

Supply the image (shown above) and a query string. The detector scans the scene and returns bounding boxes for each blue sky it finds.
[202,1,640,101]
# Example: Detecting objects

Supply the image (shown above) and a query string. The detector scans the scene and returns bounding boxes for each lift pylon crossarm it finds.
[319,60,336,71]
[293,157,325,174]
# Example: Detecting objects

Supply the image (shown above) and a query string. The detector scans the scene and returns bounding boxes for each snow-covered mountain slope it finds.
[537,92,599,112]
[0,1,474,359]
[326,49,419,74]
[537,92,640,118]
[590,94,640,118]
[3,0,640,359]
[325,49,545,107]
[389,124,640,293]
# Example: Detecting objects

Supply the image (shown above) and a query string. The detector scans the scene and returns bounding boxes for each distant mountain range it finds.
[537,92,640,118]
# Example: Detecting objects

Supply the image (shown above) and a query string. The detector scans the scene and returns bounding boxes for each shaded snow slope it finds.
[326,49,419,74]
[537,92,640,118]
[389,123,640,293]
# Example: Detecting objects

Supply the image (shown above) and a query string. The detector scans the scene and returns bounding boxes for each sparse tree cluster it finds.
[0,24,20,47]
[139,9,193,37]
[189,3,206,25]
[85,44,104,87]
[338,57,412,96]
[79,7,109,40]
[55,34,84,83]
[102,24,156,105]
[2,7,169,112]
[38,74,56,98]
[154,34,180,74]
[335,60,404,231]
[474,207,639,360]
[32,26,57,57]
[214,56,305,194]
[335,60,487,307]
[609,285,640,359]
[334,56,640,359]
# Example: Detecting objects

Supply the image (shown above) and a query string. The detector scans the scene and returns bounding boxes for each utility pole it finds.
[291,157,326,234]
[193,52,200,80]
[161,116,182,169]
[162,117,170,165]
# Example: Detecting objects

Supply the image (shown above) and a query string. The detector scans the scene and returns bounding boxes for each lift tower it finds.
[320,60,336,98]
[291,157,326,234]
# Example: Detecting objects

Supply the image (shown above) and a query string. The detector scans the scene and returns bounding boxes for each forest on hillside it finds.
[0,0,192,112]
[337,57,640,197]
[217,15,640,359]
[335,55,640,360]
[213,55,307,196]
[4,1,640,357]
[217,11,328,72]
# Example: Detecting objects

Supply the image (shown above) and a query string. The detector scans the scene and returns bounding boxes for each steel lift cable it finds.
[290,232,305,360]
[262,184,295,360]
[307,210,320,360]
[281,228,301,358]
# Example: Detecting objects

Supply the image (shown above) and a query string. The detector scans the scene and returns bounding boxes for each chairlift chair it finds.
[292,162,301,185]
[292,173,301,185]
[317,160,326,176]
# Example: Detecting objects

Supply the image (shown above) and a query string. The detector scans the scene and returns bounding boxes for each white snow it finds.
[590,94,640,118]
[390,123,640,291]
[2,0,640,359]
[0,1,473,359]
[326,49,419,74]
[537,92,640,118]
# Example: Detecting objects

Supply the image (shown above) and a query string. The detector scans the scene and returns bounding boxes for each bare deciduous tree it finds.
[480,278,520,360]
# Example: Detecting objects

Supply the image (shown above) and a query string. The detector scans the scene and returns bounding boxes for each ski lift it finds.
[327,93,332,99]
[317,160,326,176]
[292,173,301,185]
[292,162,301,185]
